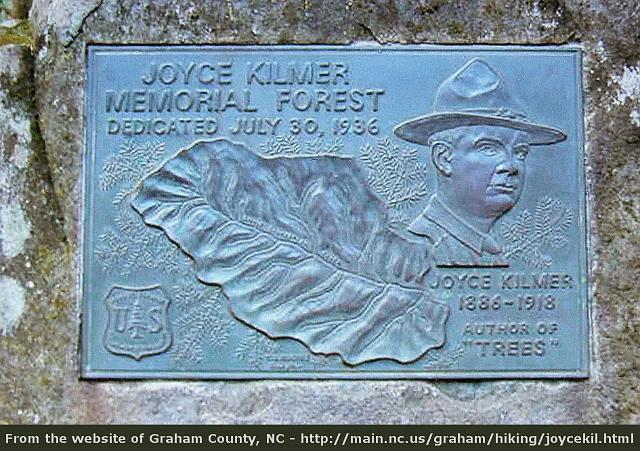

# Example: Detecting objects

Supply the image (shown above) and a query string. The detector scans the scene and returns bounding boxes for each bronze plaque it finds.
[82,45,588,378]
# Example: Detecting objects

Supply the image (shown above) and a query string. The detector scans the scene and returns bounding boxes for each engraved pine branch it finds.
[235,331,279,368]
[260,134,344,156]
[360,137,429,209]
[171,284,231,364]
[96,140,192,276]
[100,140,166,191]
[501,196,574,268]
[424,343,466,369]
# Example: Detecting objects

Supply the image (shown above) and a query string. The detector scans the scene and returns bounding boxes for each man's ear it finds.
[431,141,453,176]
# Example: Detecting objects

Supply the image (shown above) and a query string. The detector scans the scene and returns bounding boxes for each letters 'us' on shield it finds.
[82,45,588,379]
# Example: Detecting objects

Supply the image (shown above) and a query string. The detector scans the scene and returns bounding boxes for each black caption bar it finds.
[1,426,637,451]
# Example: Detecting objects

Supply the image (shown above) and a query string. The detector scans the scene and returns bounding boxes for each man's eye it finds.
[514,147,529,160]
[479,145,499,156]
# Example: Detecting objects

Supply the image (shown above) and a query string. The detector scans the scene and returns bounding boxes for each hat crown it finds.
[393,58,567,146]
[434,58,527,120]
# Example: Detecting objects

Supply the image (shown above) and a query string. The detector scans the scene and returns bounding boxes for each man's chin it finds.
[485,194,518,216]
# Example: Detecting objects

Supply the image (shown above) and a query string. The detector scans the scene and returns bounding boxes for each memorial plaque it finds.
[82,45,588,379]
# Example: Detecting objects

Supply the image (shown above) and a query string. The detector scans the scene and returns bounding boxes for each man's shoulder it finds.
[406,205,509,268]
[407,208,448,244]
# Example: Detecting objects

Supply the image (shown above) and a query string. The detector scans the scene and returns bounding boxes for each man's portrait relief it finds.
[395,58,567,267]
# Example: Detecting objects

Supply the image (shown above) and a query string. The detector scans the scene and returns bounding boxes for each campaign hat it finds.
[394,58,567,146]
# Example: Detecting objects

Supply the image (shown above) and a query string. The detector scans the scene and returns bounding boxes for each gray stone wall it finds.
[0,0,638,423]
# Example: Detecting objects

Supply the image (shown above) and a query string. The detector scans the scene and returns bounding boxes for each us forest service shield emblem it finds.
[103,286,172,360]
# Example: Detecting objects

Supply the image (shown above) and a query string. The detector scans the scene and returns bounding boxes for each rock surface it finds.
[0,0,638,423]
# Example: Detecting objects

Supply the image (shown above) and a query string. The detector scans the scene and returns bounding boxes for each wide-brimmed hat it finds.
[394,58,567,146]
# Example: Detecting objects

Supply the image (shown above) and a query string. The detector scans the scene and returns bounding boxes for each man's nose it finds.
[496,151,519,175]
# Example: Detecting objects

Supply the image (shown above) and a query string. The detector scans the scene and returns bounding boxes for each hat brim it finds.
[394,112,567,146]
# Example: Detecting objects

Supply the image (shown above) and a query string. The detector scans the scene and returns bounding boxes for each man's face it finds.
[446,125,530,219]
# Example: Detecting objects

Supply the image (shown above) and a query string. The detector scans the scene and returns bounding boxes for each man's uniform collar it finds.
[408,195,502,256]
